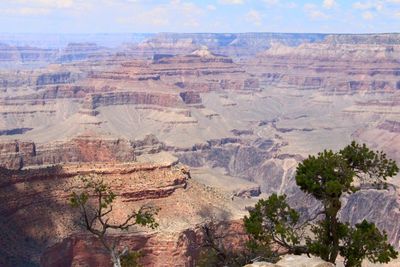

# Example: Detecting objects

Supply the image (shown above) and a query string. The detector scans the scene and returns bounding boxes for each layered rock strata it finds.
[248,38,400,93]
[0,135,136,169]
[0,160,188,266]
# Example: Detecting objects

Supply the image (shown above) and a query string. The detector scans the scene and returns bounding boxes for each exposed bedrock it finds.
[36,72,77,87]
[379,120,400,133]
[248,39,400,93]
[0,136,136,169]
[179,91,202,104]
[0,161,188,266]
[57,42,103,63]
[177,137,400,247]
[324,33,400,45]
[177,138,278,180]
[82,91,184,110]
[41,220,246,267]
[0,43,56,63]
[340,189,400,245]
[353,117,400,164]
[245,255,335,267]
[176,138,303,200]
[0,128,33,135]
[4,85,96,102]
[0,134,167,170]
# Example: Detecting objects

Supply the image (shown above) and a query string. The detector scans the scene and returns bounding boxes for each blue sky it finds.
[0,0,399,33]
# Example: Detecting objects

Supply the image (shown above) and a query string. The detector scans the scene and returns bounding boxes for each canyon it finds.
[0,33,399,266]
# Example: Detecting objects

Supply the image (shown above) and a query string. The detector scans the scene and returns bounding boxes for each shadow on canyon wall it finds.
[0,165,77,267]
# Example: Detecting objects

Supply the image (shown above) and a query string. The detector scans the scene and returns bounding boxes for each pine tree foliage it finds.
[244,142,399,266]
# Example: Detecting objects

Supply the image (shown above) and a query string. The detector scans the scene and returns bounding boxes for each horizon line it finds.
[0,31,400,35]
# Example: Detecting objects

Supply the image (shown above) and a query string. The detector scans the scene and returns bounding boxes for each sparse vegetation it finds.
[243,142,399,266]
[120,251,143,267]
[69,174,159,267]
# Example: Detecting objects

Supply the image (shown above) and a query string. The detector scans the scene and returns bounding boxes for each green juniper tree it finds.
[70,174,159,267]
[340,220,397,267]
[244,142,398,266]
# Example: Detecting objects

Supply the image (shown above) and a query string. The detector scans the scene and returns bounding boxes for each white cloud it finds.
[245,9,262,26]
[0,7,51,15]
[118,1,204,28]
[219,0,244,5]
[118,5,170,26]
[183,18,200,27]
[286,2,298,8]
[207,4,217,11]
[304,3,330,19]
[362,10,375,19]
[9,0,93,14]
[263,0,280,5]
[353,1,384,11]
[323,0,337,9]
[14,0,75,9]
[262,0,297,8]
[0,0,91,16]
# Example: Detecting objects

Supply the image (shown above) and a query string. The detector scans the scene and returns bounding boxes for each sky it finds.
[0,0,399,34]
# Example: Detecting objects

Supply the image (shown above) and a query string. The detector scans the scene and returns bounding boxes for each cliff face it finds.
[83,91,183,109]
[41,220,246,267]
[0,153,249,267]
[248,40,400,93]
[36,72,80,87]
[0,43,56,64]
[0,160,189,266]
[0,136,136,169]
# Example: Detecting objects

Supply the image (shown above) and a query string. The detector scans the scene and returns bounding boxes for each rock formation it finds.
[248,40,400,93]
[0,33,400,266]
[244,255,334,267]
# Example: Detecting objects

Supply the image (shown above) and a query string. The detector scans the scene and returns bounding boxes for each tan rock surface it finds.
[244,255,334,267]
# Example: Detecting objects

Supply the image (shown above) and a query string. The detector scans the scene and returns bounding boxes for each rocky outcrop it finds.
[340,188,400,245]
[82,91,183,110]
[0,140,36,169]
[378,120,400,133]
[324,33,400,45]
[179,91,202,104]
[0,136,136,169]
[0,160,188,266]
[0,128,32,135]
[244,255,334,267]
[41,220,246,267]
[36,72,76,86]
[249,38,400,93]
[177,138,277,179]
[57,42,102,62]
[0,43,56,64]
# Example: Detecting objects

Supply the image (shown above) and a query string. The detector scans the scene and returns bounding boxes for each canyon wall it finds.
[0,33,400,266]
[0,160,189,266]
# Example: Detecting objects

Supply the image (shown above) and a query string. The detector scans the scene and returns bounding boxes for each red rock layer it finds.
[0,161,188,266]
[41,221,246,267]
[0,136,136,169]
